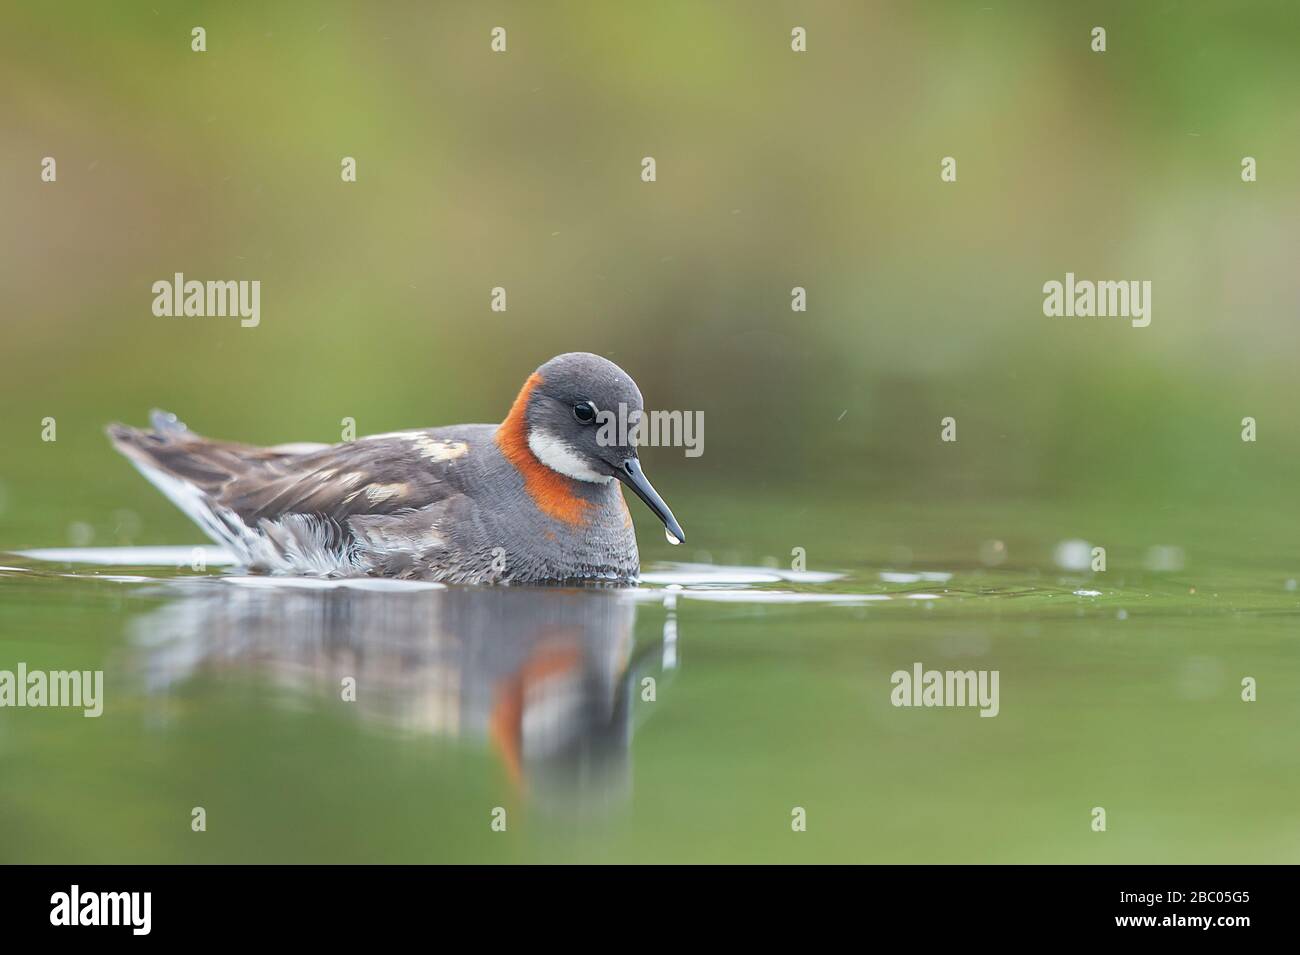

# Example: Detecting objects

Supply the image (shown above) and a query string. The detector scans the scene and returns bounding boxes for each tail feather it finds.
[108,422,225,490]
[107,411,255,553]
[107,411,391,577]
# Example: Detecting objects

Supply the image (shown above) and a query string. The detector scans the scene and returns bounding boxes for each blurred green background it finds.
[3,0,1299,556]
[2,2,1300,865]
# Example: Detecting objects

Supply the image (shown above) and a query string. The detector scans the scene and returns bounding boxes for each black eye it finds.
[573,401,597,424]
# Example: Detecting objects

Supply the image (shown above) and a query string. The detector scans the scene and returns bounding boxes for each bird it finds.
[106,352,685,584]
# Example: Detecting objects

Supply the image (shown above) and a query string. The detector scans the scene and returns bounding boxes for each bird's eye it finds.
[573,401,597,424]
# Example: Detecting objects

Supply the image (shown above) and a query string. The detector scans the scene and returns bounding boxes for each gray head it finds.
[500,352,685,543]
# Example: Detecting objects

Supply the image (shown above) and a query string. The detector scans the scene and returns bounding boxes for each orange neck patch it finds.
[496,372,596,526]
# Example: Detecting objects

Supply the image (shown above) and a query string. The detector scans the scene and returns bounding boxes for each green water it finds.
[1,492,1296,864]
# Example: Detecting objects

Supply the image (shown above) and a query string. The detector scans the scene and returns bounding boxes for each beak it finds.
[617,458,685,544]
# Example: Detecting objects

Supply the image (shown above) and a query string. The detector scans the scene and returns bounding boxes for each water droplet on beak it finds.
[665,529,681,545]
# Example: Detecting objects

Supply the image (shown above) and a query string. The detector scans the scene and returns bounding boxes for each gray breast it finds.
[345,425,641,584]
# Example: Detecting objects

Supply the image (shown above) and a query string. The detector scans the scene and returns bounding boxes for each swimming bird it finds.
[106,352,685,583]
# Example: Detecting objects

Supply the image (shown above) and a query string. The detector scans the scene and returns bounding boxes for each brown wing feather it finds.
[109,421,469,525]
[217,439,454,523]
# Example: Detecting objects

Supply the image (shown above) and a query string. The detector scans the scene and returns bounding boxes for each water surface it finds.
[1,508,1295,864]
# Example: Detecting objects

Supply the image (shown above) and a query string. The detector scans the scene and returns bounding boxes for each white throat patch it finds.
[527,428,612,483]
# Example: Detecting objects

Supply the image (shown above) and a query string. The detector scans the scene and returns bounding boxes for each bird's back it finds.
[107,412,638,582]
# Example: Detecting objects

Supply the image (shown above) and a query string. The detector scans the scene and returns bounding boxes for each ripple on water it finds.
[6,547,941,607]
[15,545,236,567]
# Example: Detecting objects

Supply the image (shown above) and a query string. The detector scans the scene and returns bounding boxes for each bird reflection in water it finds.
[126,581,674,811]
